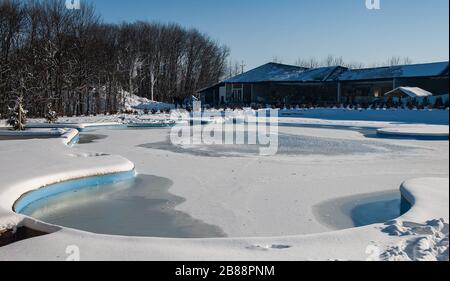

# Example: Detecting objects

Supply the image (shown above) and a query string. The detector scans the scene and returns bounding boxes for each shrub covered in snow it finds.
[45,103,58,124]
[6,96,27,131]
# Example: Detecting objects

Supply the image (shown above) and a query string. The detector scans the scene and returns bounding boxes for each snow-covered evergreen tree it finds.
[45,103,58,123]
[7,96,27,131]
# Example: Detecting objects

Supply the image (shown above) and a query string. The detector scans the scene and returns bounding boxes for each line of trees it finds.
[293,55,413,69]
[0,0,229,117]
[229,55,414,79]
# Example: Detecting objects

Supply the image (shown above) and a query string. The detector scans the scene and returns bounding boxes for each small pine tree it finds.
[45,103,58,123]
[7,96,27,131]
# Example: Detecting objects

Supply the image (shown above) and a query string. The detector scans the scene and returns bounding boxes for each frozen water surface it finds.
[140,132,415,157]
[78,134,108,144]
[313,191,411,230]
[18,124,425,237]
[20,175,226,238]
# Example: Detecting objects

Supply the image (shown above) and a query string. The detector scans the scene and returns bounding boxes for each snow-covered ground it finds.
[0,109,448,261]
[11,106,448,127]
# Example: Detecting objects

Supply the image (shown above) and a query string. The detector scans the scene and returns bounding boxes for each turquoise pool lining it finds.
[14,170,137,214]
[126,123,176,128]
[79,123,176,132]
[67,133,80,146]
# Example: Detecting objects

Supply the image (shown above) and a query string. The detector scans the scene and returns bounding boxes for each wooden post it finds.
[240,61,246,74]
[18,98,23,131]
[337,82,342,104]
[393,78,398,90]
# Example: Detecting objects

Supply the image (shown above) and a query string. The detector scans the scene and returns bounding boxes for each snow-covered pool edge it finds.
[0,123,448,261]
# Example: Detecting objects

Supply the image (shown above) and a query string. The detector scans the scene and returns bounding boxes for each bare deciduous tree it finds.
[294,54,413,69]
[0,0,229,117]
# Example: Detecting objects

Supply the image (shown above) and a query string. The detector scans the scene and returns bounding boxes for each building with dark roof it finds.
[198,61,449,106]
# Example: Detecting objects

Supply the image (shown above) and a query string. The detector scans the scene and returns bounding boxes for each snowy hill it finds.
[123,92,175,111]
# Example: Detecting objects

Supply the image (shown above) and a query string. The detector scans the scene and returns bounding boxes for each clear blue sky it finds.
[88,0,449,69]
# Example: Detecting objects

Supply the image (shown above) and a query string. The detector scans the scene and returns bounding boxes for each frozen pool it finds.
[77,134,108,144]
[140,132,415,157]
[19,175,226,238]
[17,124,425,238]
[313,191,411,230]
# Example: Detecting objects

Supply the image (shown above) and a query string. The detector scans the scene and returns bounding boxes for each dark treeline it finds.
[0,0,229,117]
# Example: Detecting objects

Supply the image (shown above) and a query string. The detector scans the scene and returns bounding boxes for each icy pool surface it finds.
[20,175,226,238]
[313,191,410,230]
[78,134,108,144]
[140,132,414,157]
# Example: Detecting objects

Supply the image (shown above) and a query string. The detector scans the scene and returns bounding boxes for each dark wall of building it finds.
[396,77,449,95]
[200,75,449,107]
[340,81,393,105]
[201,87,219,105]
[252,84,337,105]
[339,76,449,105]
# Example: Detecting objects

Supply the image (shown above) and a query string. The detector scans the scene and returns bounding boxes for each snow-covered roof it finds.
[226,61,449,84]
[338,62,449,81]
[224,63,308,83]
[222,63,349,84]
[281,66,348,82]
[198,61,449,93]
[384,87,434,98]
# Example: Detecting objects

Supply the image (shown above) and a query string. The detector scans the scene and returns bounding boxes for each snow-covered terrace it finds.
[0,114,448,261]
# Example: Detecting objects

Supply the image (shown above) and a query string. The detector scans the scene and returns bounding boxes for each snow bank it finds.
[60,129,80,146]
[27,122,122,131]
[380,178,449,261]
[399,178,449,223]
[380,219,448,261]
[26,114,177,130]
[278,108,449,125]
[0,135,135,233]
[0,128,80,146]
[377,125,449,138]
[14,170,136,213]
[124,92,175,111]
[0,128,67,137]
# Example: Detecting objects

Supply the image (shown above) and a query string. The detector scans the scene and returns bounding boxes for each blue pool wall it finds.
[14,169,137,214]
[376,132,449,141]
[400,194,413,215]
[67,133,80,146]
